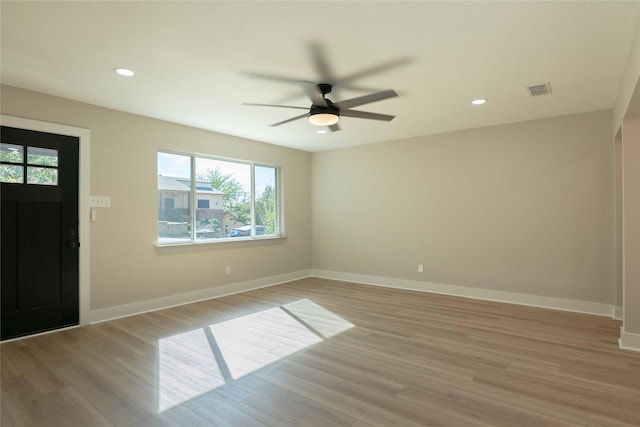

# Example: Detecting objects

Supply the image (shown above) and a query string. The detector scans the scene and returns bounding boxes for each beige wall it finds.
[622,115,640,334]
[312,110,616,304]
[0,84,623,319]
[1,85,312,310]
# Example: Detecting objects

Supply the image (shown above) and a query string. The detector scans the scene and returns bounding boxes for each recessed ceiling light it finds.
[471,98,487,105]
[317,130,327,134]
[114,67,135,77]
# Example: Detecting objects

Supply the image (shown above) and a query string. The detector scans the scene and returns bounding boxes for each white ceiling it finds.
[1,1,639,152]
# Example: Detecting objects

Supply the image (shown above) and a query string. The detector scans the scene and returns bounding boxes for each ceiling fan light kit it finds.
[309,113,339,126]
[308,102,340,126]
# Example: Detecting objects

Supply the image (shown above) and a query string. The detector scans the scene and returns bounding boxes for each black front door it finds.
[1,126,79,340]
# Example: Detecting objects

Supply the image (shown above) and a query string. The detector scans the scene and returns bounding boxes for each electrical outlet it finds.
[418,264,424,273]
[90,196,111,208]
[225,266,231,275]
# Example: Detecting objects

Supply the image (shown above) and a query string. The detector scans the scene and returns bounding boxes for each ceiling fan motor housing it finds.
[310,102,339,117]
[318,83,333,96]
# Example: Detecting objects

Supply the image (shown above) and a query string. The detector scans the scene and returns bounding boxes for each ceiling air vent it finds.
[527,83,552,97]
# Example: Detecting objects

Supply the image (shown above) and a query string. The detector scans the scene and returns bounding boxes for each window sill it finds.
[154,235,287,253]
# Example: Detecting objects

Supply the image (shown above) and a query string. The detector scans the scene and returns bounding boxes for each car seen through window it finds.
[229,225,265,237]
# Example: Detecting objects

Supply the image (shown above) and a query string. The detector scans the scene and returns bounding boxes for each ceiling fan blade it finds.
[328,123,341,132]
[243,102,308,111]
[309,42,335,83]
[339,109,395,122]
[270,113,309,127]
[334,90,398,110]
[243,71,314,86]
[337,57,411,87]
[304,84,328,107]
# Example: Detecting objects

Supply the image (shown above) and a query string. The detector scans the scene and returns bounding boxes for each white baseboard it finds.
[614,306,624,320]
[311,269,615,317]
[89,268,618,326]
[619,327,640,352]
[90,270,312,324]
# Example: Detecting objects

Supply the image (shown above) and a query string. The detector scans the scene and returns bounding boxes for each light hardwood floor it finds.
[1,278,639,426]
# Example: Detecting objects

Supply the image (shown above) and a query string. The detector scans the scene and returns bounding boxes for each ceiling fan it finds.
[243,42,405,131]
[244,83,398,132]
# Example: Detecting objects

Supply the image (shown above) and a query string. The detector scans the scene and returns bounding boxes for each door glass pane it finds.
[0,144,23,163]
[27,167,58,185]
[255,166,277,236]
[27,147,58,166]
[0,164,24,183]
[158,152,192,241]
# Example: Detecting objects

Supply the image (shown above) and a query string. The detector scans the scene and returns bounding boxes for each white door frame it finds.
[1,115,91,326]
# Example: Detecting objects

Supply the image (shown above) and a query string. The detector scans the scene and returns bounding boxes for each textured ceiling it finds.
[1,1,639,152]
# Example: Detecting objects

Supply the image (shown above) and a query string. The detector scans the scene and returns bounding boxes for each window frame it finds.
[157,149,283,246]
[197,199,210,209]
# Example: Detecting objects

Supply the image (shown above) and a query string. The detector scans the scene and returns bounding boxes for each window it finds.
[1,143,59,185]
[158,151,280,243]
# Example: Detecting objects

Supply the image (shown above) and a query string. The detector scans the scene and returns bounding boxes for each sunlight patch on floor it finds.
[282,298,355,338]
[158,328,225,411]
[157,299,354,411]
[210,305,322,379]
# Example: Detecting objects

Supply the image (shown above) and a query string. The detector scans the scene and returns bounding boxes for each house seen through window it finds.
[157,151,279,243]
